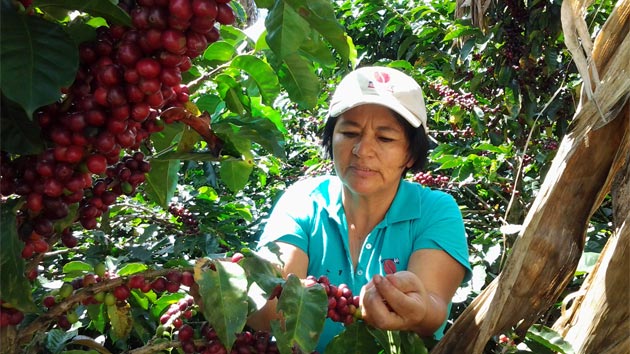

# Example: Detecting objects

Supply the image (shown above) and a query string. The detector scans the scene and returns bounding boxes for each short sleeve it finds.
[257,181,315,253]
[412,191,472,283]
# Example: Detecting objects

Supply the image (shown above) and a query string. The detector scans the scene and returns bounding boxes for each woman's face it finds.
[332,104,413,198]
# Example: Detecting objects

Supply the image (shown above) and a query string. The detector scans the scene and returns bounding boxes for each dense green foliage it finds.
[0,0,615,353]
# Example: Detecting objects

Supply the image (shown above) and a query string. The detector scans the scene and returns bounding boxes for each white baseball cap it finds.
[328,66,427,129]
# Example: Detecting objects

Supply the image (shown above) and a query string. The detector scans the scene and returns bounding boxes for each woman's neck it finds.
[341,187,397,235]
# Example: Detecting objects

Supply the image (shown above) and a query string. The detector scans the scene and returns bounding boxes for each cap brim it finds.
[329,94,424,129]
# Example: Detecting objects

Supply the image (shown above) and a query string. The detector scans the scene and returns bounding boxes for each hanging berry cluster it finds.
[0,0,235,327]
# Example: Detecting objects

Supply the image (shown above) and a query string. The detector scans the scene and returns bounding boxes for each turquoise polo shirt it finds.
[258,175,471,353]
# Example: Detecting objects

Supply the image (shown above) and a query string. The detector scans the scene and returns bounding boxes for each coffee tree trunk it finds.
[551,137,629,353]
[432,1,630,353]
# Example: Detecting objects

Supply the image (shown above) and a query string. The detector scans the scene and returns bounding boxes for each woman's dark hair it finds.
[321,110,429,176]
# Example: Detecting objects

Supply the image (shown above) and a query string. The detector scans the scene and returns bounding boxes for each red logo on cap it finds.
[367,72,394,92]
[374,72,390,83]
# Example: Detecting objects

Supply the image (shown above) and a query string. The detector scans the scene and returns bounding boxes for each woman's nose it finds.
[352,137,375,157]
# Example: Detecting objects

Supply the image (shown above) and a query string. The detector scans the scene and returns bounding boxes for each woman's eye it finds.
[341,132,358,137]
[379,137,394,142]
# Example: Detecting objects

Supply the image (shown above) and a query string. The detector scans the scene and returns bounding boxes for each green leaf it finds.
[230,55,280,105]
[265,1,310,59]
[220,158,254,192]
[0,9,78,117]
[86,303,106,333]
[144,159,180,208]
[0,200,38,313]
[525,324,575,354]
[271,274,327,354]
[156,151,223,162]
[283,0,353,62]
[239,249,284,295]
[196,260,249,351]
[117,263,148,276]
[278,53,319,109]
[254,0,274,9]
[62,261,93,274]
[366,328,402,354]
[214,117,285,158]
[400,331,427,354]
[324,321,382,354]
[215,73,248,115]
[0,94,44,154]
[203,41,236,63]
[35,0,132,26]
[299,34,335,66]
[44,329,78,354]
[219,25,249,48]
[195,94,224,118]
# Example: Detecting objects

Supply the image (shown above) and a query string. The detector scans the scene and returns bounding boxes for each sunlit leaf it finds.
[63,261,93,274]
[324,321,382,354]
[284,0,354,62]
[525,324,575,354]
[203,41,236,63]
[231,55,280,105]
[195,259,249,350]
[271,274,327,354]
[107,303,133,341]
[117,263,148,276]
[220,157,254,192]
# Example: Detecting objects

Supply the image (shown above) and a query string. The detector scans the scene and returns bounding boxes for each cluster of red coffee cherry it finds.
[0,0,236,323]
[412,171,451,188]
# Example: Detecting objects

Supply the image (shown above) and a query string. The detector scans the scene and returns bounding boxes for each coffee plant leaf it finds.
[0,200,38,313]
[283,0,354,63]
[324,321,382,354]
[44,328,78,354]
[203,41,236,64]
[144,159,179,208]
[525,324,575,354]
[365,327,402,354]
[253,0,274,9]
[0,96,44,154]
[117,263,148,276]
[34,0,132,26]
[216,73,248,115]
[0,9,78,117]
[298,34,336,67]
[278,53,319,109]
[107,303,133,341]
[265,0,310,59]
[213,117,285,158]
[220,157,254,193]
[239,249,284,295]
[219,25,249,48]
[272,274,327,354]
[195,259,248,351]
[400,331,427,354]
[231,54,280,106]
[87,304,107,333]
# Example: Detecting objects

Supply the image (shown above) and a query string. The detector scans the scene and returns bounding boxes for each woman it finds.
[250,66,471,353]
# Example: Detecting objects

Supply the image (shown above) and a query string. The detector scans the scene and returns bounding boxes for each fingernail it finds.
[373,275,382,284]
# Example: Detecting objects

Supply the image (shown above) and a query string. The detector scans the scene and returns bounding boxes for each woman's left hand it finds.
[359,271,429,331]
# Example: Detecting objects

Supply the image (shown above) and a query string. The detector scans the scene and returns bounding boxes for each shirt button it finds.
[365,243,372,249]
[357,270,363,275]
